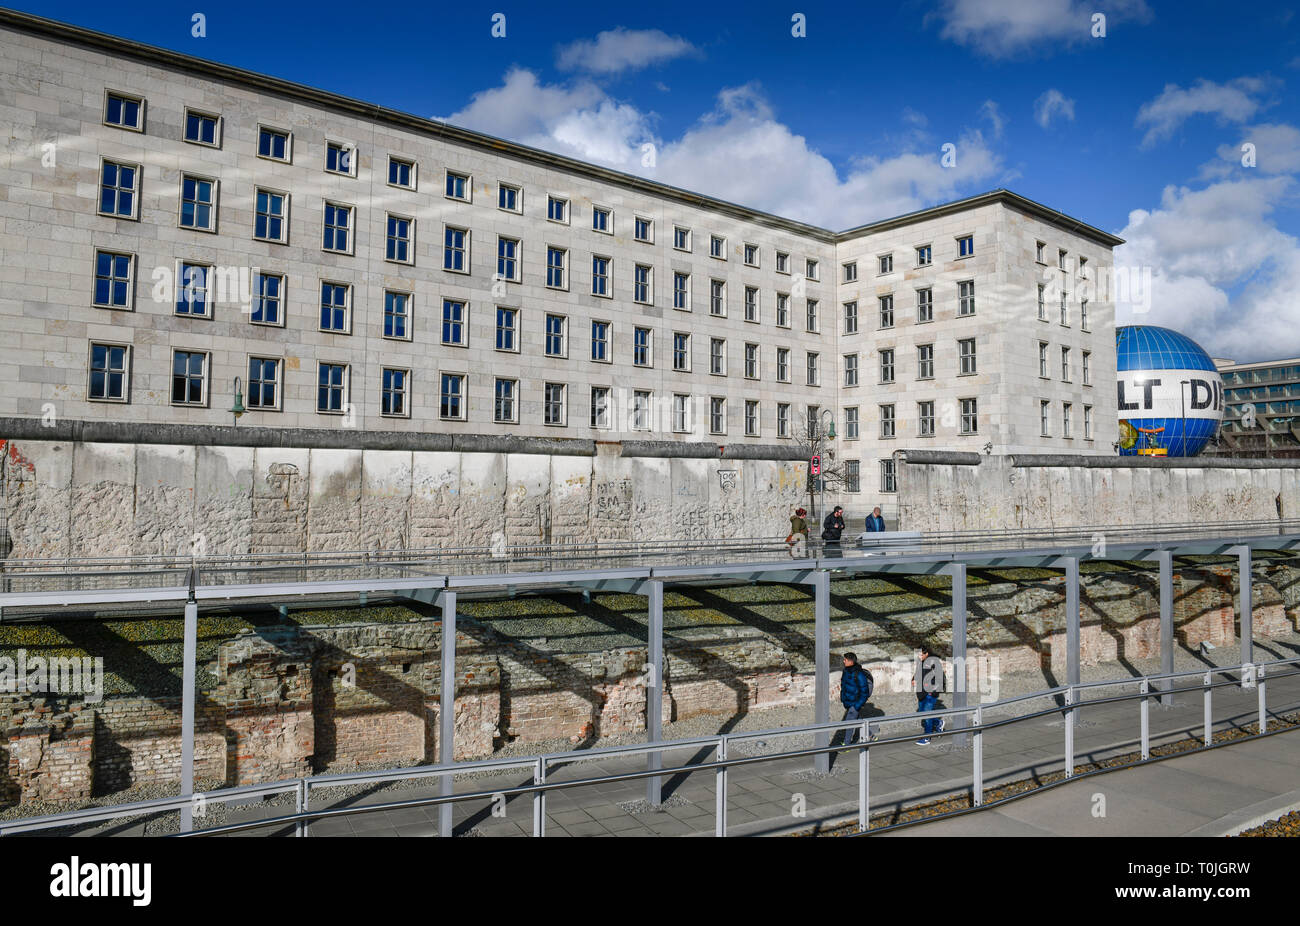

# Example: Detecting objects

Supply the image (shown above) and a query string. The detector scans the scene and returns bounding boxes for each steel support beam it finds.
[1158,550,1174,706]
[179,598,197,833]
[646,579,664,806]
[813,569,831,774]
[439,590,457,838]
[1232,545,1253,669]
[943,563,968,744]
[1065,557,1081,688]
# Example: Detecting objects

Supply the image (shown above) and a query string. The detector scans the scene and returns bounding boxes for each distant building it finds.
[1211,357,1300,457]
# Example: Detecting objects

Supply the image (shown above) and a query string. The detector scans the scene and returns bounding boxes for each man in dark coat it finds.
[865,506,886,532]
[836,652,873,746]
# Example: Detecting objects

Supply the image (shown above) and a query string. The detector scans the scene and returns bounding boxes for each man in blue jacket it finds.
[836,652,873,747]
[865,506,886,532]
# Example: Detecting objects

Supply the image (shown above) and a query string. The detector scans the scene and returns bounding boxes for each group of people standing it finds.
[837,647,946,747]
[785,505,887,556]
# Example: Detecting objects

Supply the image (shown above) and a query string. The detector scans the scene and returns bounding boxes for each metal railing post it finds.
[858,721,870,833]
[1258,664,1268,734]
[532,758,546,837]
[1064,686,1075,778]
[1139,679,1150,761]
[972,707,984,807]
[715,736,728,837]
[1203,671,1213,746]
[295,779,308,837]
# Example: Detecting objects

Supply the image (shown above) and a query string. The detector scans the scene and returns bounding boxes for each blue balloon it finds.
[1116,326,1223,457]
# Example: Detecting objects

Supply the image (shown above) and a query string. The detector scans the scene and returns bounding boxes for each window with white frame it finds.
[546,246,567,288]
[105,91,143,130]
[1082,350,1091,385]
[247,357,280,410]
[88,342,129,402]
[1038,284,1047,320]
[957,235,973,258]
[879,253,893,274]
[744,342,759,379]
[547,195,568,223]
[960,398,978,434]
[1036,241,1046,263]
[252,273,284,326]
[496,306,518,351]
[776,293,790,327]
[440,373,466,420]
[745,400,759,437]
[843,261,857,283]
[776,251,790,273]
[171,349,207,406]
[880,404,895,438]
[544,383,566,425]
[591,320,610,362]
[255,189,288,242]
[319,281,350,333]
[844,353,859,386]
[710,279,726,316]
[959,338,977,375]
[805,258,819,280]
[445,171,470,201]
[494,378,518,423]
[442,299,467,346]
[1080,299,1089,330]
[710,337,726,375]
[498,183,521,213]
[845,406,859,440]
[917,344,934,380]
[593,205,611,233]
[1060,291,1069,325]
[1062,402,1072,439]
[673,332,690,371]
[777,403,790,438]
[325,141,356,176]
[99,160,138,218]
[1058,248,1068,270]
[919,401,935,437]
[444,226,468,272]
[1040,400,1051,437]
[806,352,819,386]
[879,294,894,328]
[710,397,726,434]
[917,287,933,323]
[257,126,290,161]
[592,255,610,297]
[634,264,652,304]
[93,250,133,309]
[386,214,413,263]
[880,348,895,383]
[744,243,759,266]
[673,394,691,432]
[179,175,216,231]
[634,326,652,367]
[674,226,690,250]
[806,299,819,333]
[384,290,410,339]
[958,280,975,316]
[388,156,415,190]
[710,235,726,259]
[497,236,519,282]
[323,202,353,253]
[634,216,653,242]
[382,368,410,417]
[632,390,652,431]
[744,286,758,322]
[844,300,858,334]
[590,386,611,429]
[845,460,861,493]
[1084,405,1093,439]
[1039,341,1049,377]
[175,261,211,317]
[673,271,690,310]
[916,245,931,267]
[881,459,897,493]
[776,347,790,382]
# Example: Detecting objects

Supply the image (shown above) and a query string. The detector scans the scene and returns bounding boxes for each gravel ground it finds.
[1238,810,1300,837]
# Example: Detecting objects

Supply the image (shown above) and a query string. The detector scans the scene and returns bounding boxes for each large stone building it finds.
[1211,356,1300,458]
[0,10,1121,542]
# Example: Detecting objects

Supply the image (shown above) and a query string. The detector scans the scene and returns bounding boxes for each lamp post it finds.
[229,376,246,427]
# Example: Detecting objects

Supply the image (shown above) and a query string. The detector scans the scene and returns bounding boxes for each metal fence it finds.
[4,655,1296,838]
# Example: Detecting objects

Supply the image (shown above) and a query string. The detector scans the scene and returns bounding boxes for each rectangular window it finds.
[382,368,409,417]
[444,226,468,272]
[844,353,859,387]
[710,235,726,259]
[634,264,652,304]
[806,259,819,280]
[673,333,690,371]
[1036,241,1046,263]
[88,343,129,401]
[1084,405,1093,440]
[919,401,935,437]
[1041,400,1051,437]
[710,337,726,375]
[388,157,415,189]
[386,214,413,263]
[325,141,355,176]
[879,253,893,274]
[496,307,518,351]
[592,256,610,296]
[547,247,567,288]
[776,347,790,383]
[1039,341,1049,378]
[880,404,896,439]
[844,300,858,334]
[959,338,977,375]
[744,343,759,379]
[319,282,350,332]
[1061,346,1071,381]
[323,202,352,253]
[1063,402,1073,439]
[255,189,287,242]
[674,226,690,250]
[440,373,466,420]
[1038,284,1047,320]
[958,280,975,316]
[251,273,283,326]
[957,235,973,257]
[593,206,611,233]
[917,344,934,380]
[179,175,216,231]
[1060,291,1069,325]
[442,299,467,346]
[176,261,210,317]
[105,91,142,130]
[1058,249,1068,270]
[806,352,819,386]
[494,378,517,423]
[248,357,280,410]
[546,314,567,357]
[880,349,895,384]
[777,403,790,438]
[710,279,726,316]
[879,294,894,328]
[776,293,790,328]
[634,327,652,367]
[845,407,859,440]
[917,287,933,323]
[776,251,789,273]
[843,261,858,283]
[258,126,289,161]
[960,398,978,435]
[916,245,931,267]
[744,243,759,266]
[93,250,133,308]
[1080,299,1089,330]
[544,383,566,426]
[806,299,819,333]
[498,183,520,212]
[590,386,610,429]
[674,272,690,310]
[547,196,569,223]
[710,397,726,435]
[845,460,861,493]
[496,236,519,282]
[881,460,897,494]
[591,320,610,362]
[632,390,652,431]
[99,160,137,218]
[445,171,469,201]
[673,394,691,433]
[1082,350,1091,385]
[384,291,410,340]
[634,216,652,242]
[171,350,207,406]
[745,400,759,437]
[745,286,758,322]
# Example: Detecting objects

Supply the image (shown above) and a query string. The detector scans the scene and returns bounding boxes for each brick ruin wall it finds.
[3,560,1297,809]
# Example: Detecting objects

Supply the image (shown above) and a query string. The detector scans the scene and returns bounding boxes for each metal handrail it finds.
[5,654,1297,838]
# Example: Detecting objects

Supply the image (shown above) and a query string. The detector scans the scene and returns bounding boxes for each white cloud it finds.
[1135,77,1275,148]
[556,28,698,75]
[443,72,1002,229]
[1115,176,1300,361]
[1034,89,1075,128]
[979,100,1006,138]
[1205,123,1300,177]
[932,0,1151,59]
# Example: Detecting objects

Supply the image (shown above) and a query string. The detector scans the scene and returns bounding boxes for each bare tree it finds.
[790,408,853,523]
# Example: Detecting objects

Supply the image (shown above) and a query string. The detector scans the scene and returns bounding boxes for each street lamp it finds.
[819,409,836,440]
[229,376,246,426]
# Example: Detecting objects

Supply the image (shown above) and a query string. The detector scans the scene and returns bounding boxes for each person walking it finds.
[786,507,809,557]
[835,653,874,747]
[821,505,846,558]
[865,506,886,533]
[912,644,945,745]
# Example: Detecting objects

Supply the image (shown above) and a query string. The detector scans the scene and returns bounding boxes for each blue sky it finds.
[15,0,1300,360]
